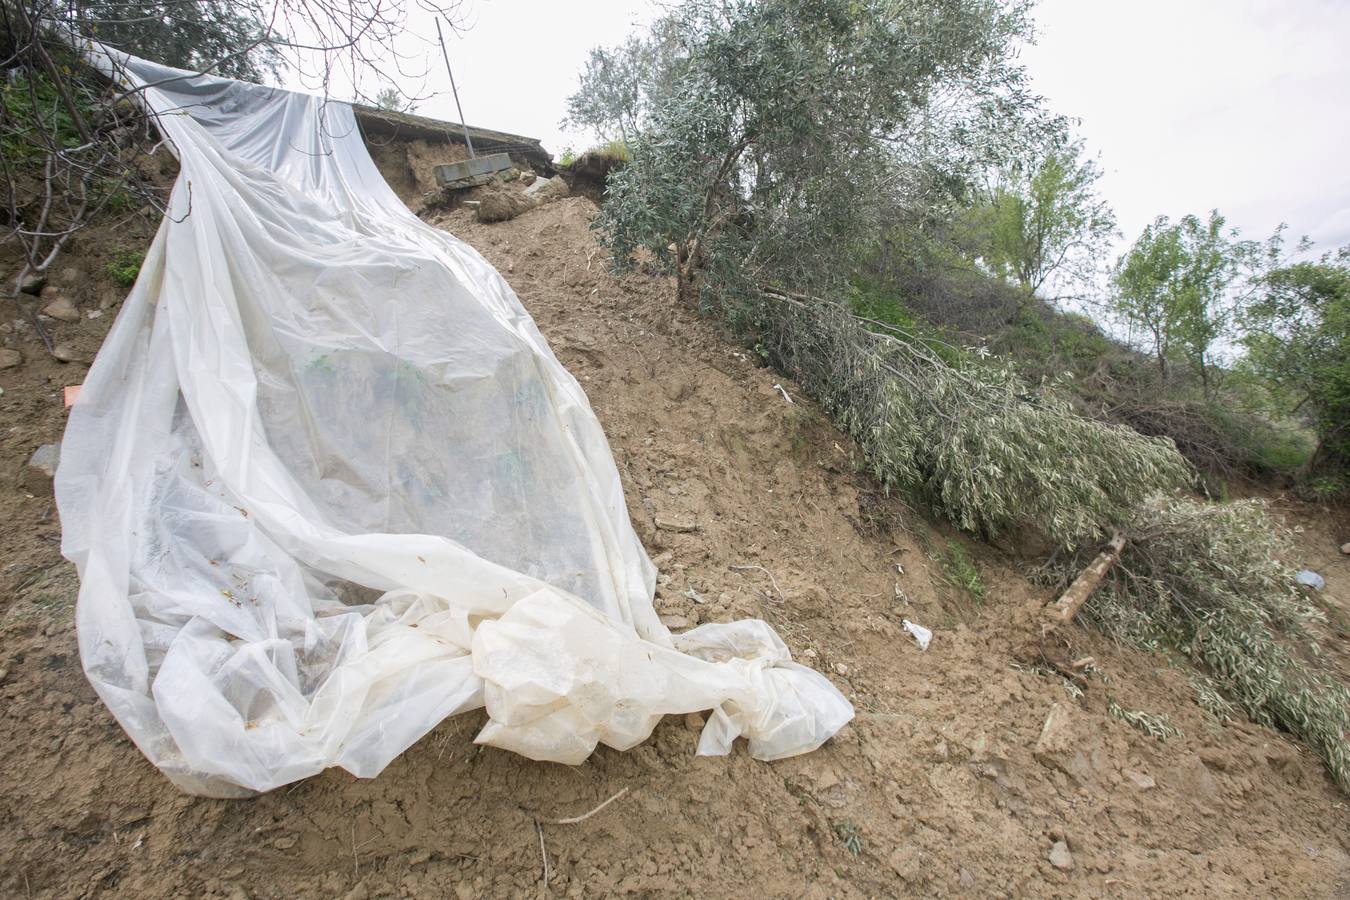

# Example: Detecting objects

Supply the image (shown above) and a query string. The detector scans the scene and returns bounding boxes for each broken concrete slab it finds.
[434,152,515,190]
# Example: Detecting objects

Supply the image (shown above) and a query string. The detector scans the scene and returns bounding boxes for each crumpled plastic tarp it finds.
[55,49,853,796]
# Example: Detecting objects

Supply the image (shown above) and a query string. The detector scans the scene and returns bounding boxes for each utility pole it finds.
[436,17,475,159]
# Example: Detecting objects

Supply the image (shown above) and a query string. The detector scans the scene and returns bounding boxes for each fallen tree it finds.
[575,0,1350,792]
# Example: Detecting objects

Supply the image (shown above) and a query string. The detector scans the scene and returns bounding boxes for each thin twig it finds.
[534,819,550,883]
[729,564,785,603]
[541,787,630,825]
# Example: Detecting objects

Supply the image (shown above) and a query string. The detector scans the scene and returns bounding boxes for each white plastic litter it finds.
[57,49,853,797]
[1295,570,1325,591]
[902,619,932,651]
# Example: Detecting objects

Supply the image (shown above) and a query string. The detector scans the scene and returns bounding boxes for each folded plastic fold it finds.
[56,48,853,797]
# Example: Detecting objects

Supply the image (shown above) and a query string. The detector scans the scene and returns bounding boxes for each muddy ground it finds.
[2,162,1350,898]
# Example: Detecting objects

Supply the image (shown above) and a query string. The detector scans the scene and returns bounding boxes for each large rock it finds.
[41,294,81,323]
[524,174,570,202]
[475,182,536,224]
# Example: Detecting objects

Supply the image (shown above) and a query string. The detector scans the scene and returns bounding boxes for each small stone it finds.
[1124,769,1156,790]
[58,266,80,284]
[1048,840,1074,871]
[0,669,9,682]
[659,614,691,630]
[86,309,103,320]
[684,712,705,731]
[41,295,81,323]
[27,443,60,495]
[520,171,537,186]
[0,348,20,368]
[52,344,91,364]
[834,663,849,676]
[1340,542,1350,556]
[801,648,817,659]
[888,846,921,881]
[27,442,60,477]
[20,273,46,295]
[272,834,297,850]
[49,736,63,752]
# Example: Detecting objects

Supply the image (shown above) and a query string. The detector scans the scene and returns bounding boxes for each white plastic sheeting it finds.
[56,50,852,796]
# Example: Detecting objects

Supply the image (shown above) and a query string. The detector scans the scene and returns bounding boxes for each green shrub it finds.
[106,248,146,288]
[940,538,985,603]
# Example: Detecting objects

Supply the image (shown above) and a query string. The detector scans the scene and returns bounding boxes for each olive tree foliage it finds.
[1046,497,1350,791]
[575,0,1050,307]
[563,21,686,145]
[1241,249,1350,475]
[970,135,1116,301]
[1110,211,1257,394]
[50,1,283,82]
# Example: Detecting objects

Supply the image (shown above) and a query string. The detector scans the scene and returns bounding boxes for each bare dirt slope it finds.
[3,188,1350,899]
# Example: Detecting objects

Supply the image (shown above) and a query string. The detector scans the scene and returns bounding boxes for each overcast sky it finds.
[395,0,1350,261]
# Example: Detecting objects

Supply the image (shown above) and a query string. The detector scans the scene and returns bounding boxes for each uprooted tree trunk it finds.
[1042,532,1126,635]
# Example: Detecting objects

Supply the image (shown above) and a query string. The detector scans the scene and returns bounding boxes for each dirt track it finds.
[2,182,1350,897]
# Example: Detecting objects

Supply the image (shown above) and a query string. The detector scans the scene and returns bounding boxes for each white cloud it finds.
[1022,0,1350,260]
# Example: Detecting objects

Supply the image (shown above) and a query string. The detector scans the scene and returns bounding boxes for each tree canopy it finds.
[1242,251,1350,475]
[580,0,1047,306]
[972,137,1116,300]
[1110,211,1251,392]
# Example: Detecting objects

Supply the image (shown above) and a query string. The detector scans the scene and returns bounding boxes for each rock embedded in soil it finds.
[524,174,570,202]
[1034,702,1105,785]
[20,272,45,295]
[0,348,20,369]
[1124,769,1156,790]
[1048,841,1074,871]
[26,442,60,494]
[888,846,922,881]
[52,344,91,364]
[41,295,81,323]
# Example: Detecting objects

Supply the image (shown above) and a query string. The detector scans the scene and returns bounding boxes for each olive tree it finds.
[581,0,1044,306]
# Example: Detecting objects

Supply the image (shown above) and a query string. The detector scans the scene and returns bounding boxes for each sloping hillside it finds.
[1,181,1349,897]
